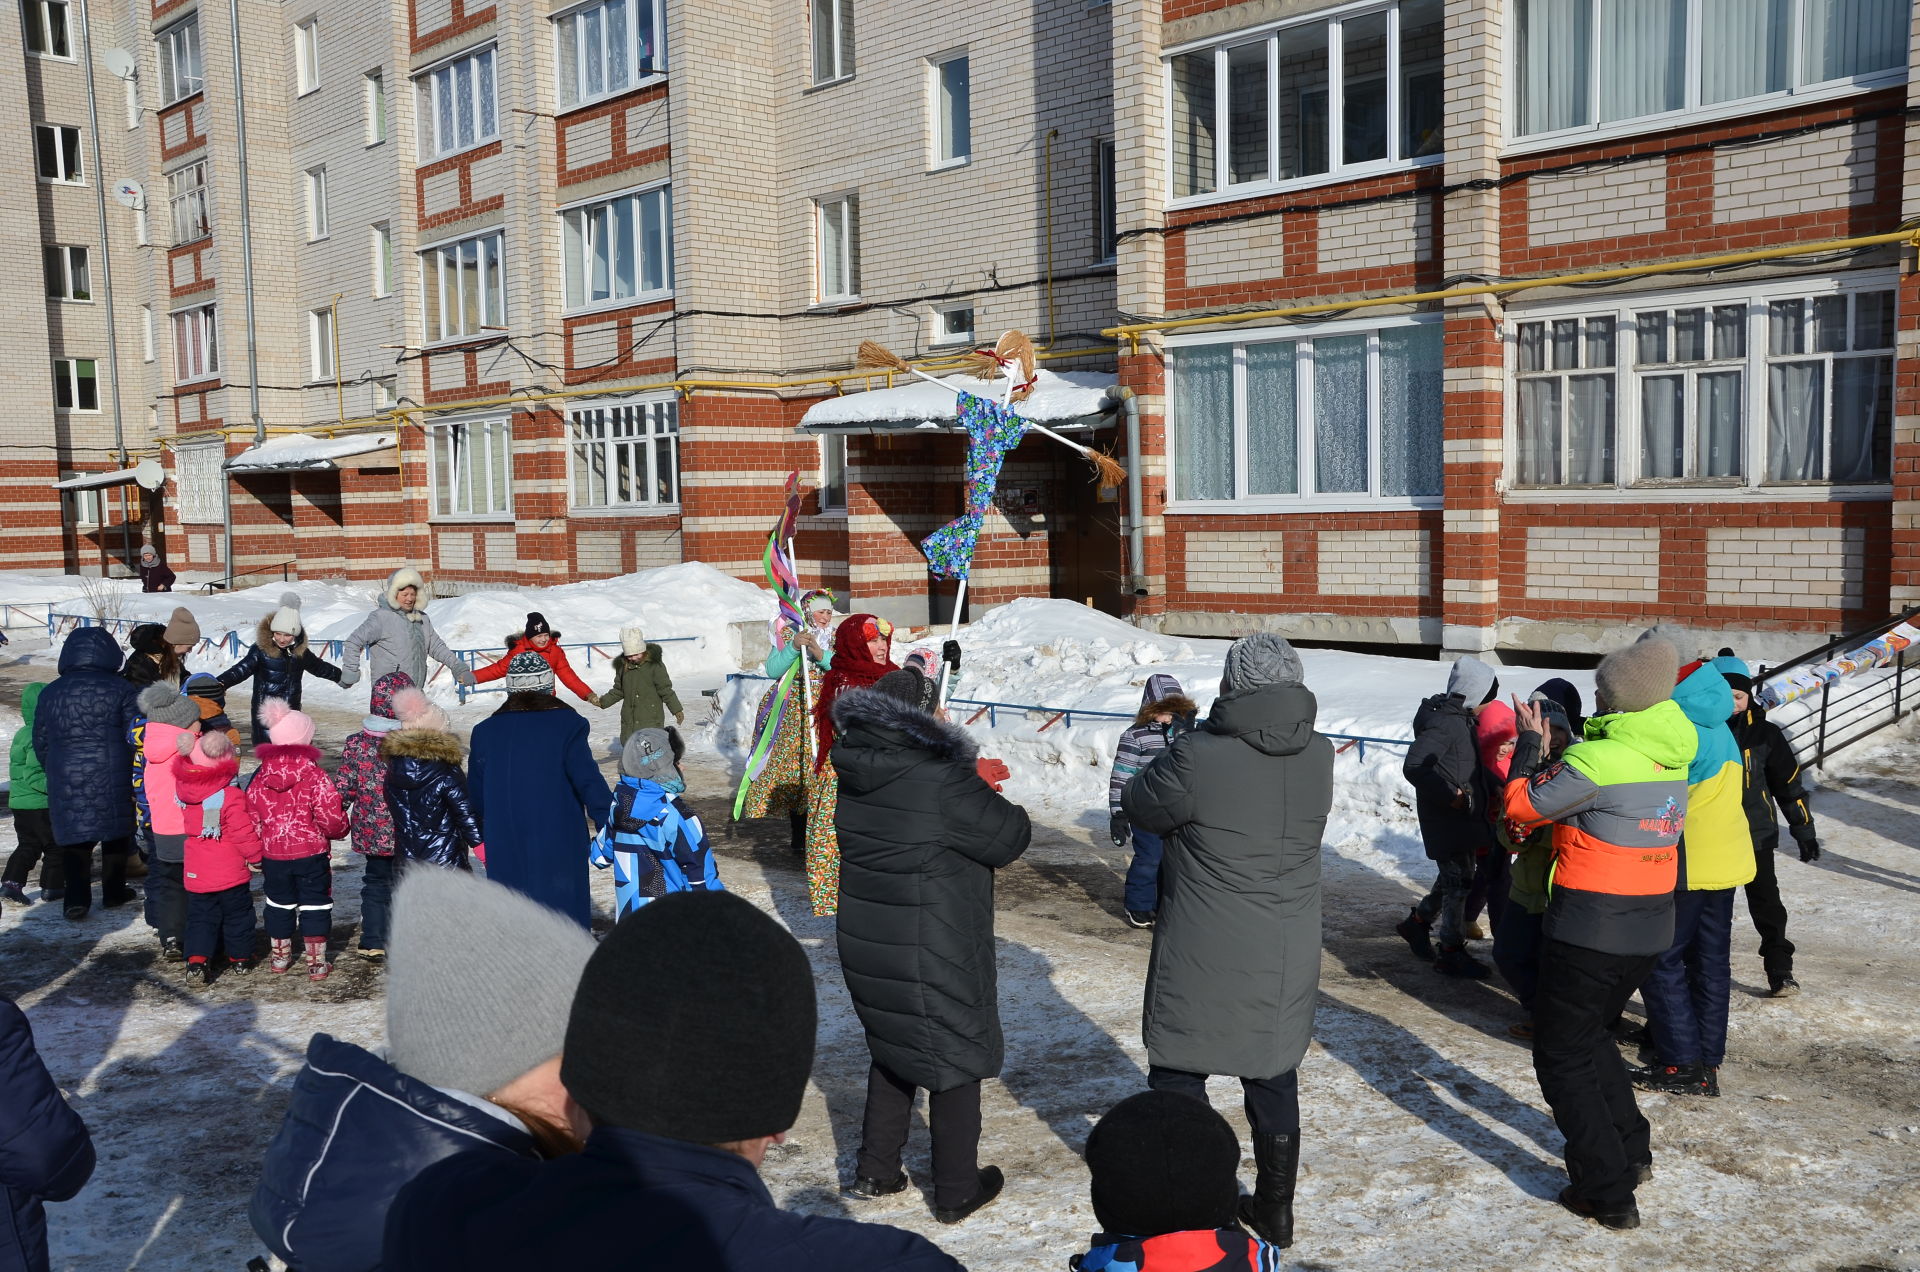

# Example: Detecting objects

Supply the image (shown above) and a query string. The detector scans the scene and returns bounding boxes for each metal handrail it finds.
[200,560,295,593]
[1758,608,1920,769]
[719,672,1414,754]
[455,637,702,702]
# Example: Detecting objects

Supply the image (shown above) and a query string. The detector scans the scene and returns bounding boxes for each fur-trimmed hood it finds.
[379,728,466,766]
[501,629,562,652]
[254,613,311,660]
[1135,693,1198,726]
[381,567,428,620]
[831,685,978,765]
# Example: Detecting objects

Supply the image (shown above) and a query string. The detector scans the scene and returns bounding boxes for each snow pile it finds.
[0,572,143,619]
[717,598,1607,886]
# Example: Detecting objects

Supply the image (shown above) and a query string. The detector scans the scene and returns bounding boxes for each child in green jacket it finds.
[596,627,684,743]
[2,683,63,904]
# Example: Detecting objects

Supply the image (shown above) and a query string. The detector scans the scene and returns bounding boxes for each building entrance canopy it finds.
[797,369,1117,435]
[227,432,399,472]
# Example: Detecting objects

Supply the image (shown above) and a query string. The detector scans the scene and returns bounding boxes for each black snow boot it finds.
[1237,1132,1298,1249]
[1433,944,1491,979]
[100,853,136,908]
[1395,908,1434,961]
[1629,1062,1710,1096]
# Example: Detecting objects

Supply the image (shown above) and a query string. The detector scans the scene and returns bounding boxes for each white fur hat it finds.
[269,591,303,636]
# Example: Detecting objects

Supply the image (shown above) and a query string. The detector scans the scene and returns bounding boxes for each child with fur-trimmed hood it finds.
[596,626,684,742]
[380,688,484,871]
[473,611,594,702]
[214,594,345,746]
[1105,673,1198,929]
[590,726,720,921]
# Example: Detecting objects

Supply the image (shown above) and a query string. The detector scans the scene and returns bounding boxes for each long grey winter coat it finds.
[340,568,474,694]
[832,686,1031,1093]
[1123,681,1333,1079]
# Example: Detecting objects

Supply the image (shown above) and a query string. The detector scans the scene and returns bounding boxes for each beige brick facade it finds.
[1707,526,1867,610]
[1318,529,1430,597]
[1527,163,1668,246]
[1185,530,1286,594]
[1713,121,1877,223]
[1524,526,1661,604]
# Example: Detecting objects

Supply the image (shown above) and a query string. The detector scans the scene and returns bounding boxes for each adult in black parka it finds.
[831,669,1030,1223]
[0,994,95,1272]
[33,628,141,919]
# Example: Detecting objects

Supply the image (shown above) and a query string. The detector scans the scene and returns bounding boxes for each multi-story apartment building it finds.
[5,0,1917,659]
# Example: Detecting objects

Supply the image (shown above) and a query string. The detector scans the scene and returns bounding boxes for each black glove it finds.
[1109,812,1129,848]
[942,639,962,671]
[1795,834,1821,863]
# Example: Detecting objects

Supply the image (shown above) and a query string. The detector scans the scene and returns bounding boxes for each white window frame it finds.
[1506,273,1899,499]
[552,0,668,112]
[176,441,226,524]
[67,485,102,529]
[564,396,680,511]
[364,70,388,145]
[294,17,320,95]
[1508,0,1911,154]
[932,301,975,347]
[25,0,73,58]
[1163,0,1445,211]
[157,15,203,105]
[819,433,848,513]
[305,166,329,240]
[371,222,393,296]
[419,229,507,345]
[1164,312,1446,513]
[171,304,219,385]
[43,245,91,302]
[371,378,397,411]
[167,161,211,245]
[52,358,100,412]
[427,417,514,520]
[141,304,155,361]
[814,193,860,304]
[34,124,83,183]
[810,0,853,85]
[559,183,674,313]
[930,50,971,168]
[415,44,499,159]
[309,307,335,382]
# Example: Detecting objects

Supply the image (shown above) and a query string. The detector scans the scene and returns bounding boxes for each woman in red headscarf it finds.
[804,614,897,915]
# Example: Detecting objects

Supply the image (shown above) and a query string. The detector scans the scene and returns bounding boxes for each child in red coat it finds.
[471,611,593,701]
[252,699,351,979]
[178,731,264,982]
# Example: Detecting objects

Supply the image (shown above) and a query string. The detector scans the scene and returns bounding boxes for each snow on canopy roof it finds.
[798,368,1118,433]
[51,468,144,490]
[227,432,399,471]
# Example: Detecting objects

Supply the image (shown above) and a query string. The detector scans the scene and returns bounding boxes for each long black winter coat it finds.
[250,1033,538,1272]
[216,616,345,745]
[1728,704,1817,850]
[380,729,483,868]
[120,624,173,690]
[832,687,1031,1093]
[1125,682,1333,1079]
[33,628,140,846]
[1401,694,1492,862]
[0,997,94,1272]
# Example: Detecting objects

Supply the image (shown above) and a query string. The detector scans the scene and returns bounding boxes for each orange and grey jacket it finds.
[1504,699,1697,956]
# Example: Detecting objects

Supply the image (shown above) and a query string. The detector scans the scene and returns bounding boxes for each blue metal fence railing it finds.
[48,611,248,659]
[720,672,1414,756]
[455,637,702,702]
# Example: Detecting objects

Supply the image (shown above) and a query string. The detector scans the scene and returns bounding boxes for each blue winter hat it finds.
[504,650,553,694]
[1712,648,1753,695]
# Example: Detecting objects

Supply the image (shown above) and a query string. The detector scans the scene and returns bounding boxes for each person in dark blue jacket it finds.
[32,627,141,919]
[380,689,483,870]
[468,654,612,927]
[250,869,597,1272]
[0,995,95,1272]
[215,596,345,747]
[382,891,963,1272]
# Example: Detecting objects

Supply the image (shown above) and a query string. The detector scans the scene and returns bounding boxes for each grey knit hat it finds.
[1223,632,1304,692]
[1596,638,1679,715]
[386,869,597,1096]
[503,649,554,694]
[137,682,200,730]
[621,727,683,784]
[1446,654,1499,707]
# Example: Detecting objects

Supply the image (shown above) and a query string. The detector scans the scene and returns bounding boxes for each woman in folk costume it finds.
[804,614,898,916]
[737,590,839,850]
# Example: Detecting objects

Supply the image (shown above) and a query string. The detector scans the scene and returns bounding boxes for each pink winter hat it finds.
[260,697,317,748]
[391,686,450,734]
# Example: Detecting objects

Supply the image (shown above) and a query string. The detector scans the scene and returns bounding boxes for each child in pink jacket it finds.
[135,683,202,961]
[178,731,264,983]
[251,699,350,979]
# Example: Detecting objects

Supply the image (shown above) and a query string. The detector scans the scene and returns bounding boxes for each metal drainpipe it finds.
[1107,386,1147,595]
[76,0,134,571]
[224,0,264,585]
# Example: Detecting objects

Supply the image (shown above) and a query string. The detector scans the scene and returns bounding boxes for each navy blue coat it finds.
[250,1034,537,1272]
[382,1126,963,1272]
[215,619,345,745]
[32,628,140,845]
[469,696,612,927]
[379,729,483,868]
[0,998,94,1272]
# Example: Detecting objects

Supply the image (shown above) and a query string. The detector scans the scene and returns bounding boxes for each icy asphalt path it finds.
[0,657,1915,1271]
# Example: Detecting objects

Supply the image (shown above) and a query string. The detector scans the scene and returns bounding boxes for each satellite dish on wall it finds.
[111,180,145,210]
[133,459,165,490]
[102,48,137,79]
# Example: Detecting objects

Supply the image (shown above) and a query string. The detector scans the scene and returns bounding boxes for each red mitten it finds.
[975,758,1009,791]
[472,842,487,866]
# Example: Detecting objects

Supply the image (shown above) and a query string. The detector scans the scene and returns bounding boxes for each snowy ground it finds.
[1,580,1917,1270]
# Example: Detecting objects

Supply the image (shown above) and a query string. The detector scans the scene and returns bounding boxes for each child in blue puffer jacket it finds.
[591,727,720,921]
[1073,1091,1289,1272]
